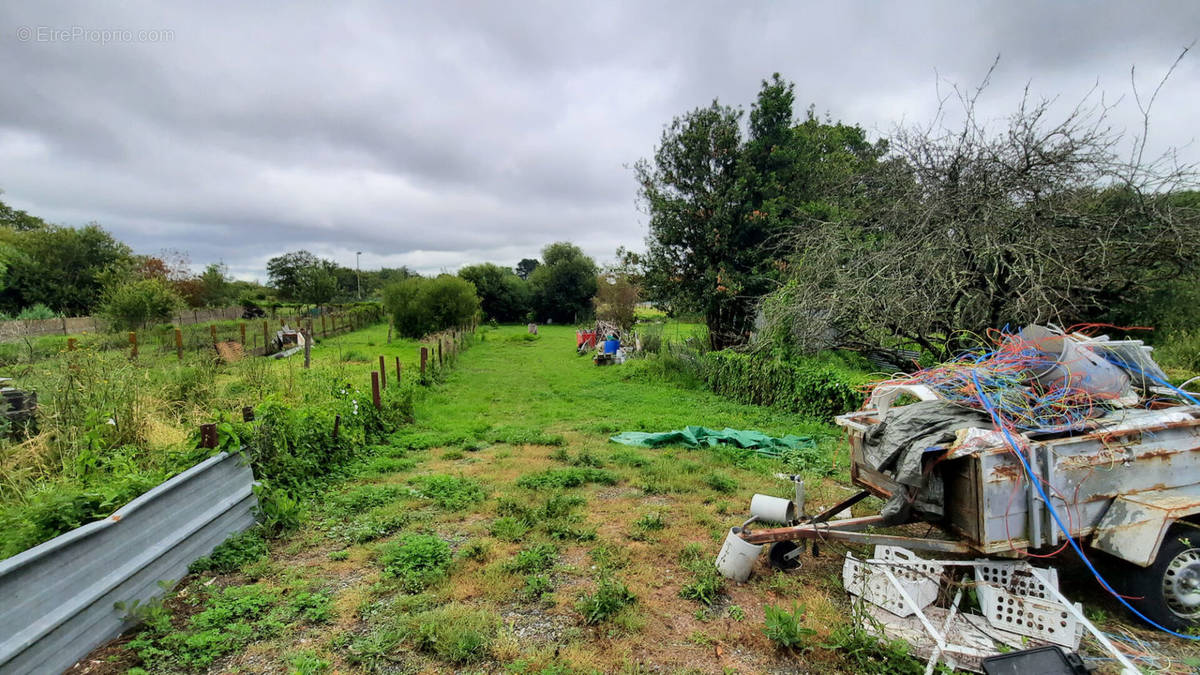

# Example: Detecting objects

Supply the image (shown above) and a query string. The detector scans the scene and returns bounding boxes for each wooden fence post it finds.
[395,356,402,383]
[387,325,392,344]
[379,355,387,388]
[303,330,311,369]
[129,332,138,360]
[263,321,270,355]
[199,423,217,449]
[67,338,76,351]
[175,328,183,360]
[321,315,327,338]
[420,347,427,381]
[332,414,341,441]
[210,324,218,346]
[240,322,246,346]
[371,372,381,409]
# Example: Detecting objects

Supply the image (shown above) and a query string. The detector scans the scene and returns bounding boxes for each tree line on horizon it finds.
[0,196,612,333]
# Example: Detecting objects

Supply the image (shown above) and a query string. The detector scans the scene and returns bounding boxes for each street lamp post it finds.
[356,251,362,300]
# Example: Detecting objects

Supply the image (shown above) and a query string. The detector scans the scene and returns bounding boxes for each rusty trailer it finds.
[722,393,1200,630]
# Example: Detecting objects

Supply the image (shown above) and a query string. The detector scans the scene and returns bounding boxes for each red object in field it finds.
[577,330,597,349]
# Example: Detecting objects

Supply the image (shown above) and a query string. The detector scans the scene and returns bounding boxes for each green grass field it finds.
[65,324,1200,673]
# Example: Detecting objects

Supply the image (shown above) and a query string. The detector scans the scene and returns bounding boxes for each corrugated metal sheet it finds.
[0,451,258,675]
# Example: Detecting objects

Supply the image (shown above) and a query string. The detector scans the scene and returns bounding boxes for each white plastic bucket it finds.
[750,494,796,524]
[1020,326,1132,400]
[715,527,763,582]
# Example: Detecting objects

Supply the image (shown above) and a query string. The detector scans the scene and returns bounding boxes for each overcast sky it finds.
[1,2,1197,281]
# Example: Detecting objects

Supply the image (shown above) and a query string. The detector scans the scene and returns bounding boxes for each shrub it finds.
[97,277,183,331]
[383,275,480,338]
[15,303,57,320]
[379,534,453,591]
[516,468,618,490]
[700,350,868,421]
[577,576,636,625]
[638,323,664,354]
[762,603,816,650]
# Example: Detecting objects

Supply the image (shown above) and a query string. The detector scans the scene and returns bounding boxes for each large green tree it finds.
[638,75,883,349]
[636,99,747,348]
[0,223,134,315]
[528,242,597,324]
[197,263,233,307]
[266,250,321,301]
[458,263,531,322]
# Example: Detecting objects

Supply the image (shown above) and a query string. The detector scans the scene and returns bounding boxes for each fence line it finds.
[0,306,250,342]
[0,451,257,675]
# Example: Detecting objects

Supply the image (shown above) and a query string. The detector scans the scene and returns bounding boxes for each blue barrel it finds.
[603,338,619,354]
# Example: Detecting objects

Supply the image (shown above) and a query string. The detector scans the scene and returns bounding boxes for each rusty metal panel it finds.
[0,451,257,675]
[974,418,1200,552]
[1091,486,1200,566]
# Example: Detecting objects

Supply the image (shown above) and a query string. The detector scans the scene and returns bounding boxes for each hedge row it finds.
[700,350,867,421]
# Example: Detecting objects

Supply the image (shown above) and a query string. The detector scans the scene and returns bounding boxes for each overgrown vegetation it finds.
[378,533,453,591]
[700,350,870,421]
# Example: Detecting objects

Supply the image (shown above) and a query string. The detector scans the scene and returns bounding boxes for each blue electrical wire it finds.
[970,369,1200,641]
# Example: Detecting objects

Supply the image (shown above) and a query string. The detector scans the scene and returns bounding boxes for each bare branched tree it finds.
[761,52,1200,360]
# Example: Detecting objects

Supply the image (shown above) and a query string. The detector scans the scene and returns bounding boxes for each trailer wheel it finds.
[768,541,802,570]
[1125,527,1200,631]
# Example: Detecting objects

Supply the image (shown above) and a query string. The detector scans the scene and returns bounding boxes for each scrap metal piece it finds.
[1090,486,1200,567]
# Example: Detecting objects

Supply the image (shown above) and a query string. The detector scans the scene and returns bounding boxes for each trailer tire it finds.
[768,541,802,570]
[1124,527,1200,631]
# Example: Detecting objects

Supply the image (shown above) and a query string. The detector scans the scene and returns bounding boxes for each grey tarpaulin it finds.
[862,401,991,522]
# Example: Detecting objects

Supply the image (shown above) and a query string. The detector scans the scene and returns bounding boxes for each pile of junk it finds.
[716,325,1200,674]
[577,320,629,365]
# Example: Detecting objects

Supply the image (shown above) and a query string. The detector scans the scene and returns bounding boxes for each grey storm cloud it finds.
[0,1,1197,281]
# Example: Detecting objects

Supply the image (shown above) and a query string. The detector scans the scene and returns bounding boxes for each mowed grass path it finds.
[96,324,872,674]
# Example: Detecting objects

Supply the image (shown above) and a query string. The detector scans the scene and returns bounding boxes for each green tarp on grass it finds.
[608,426,814,458]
